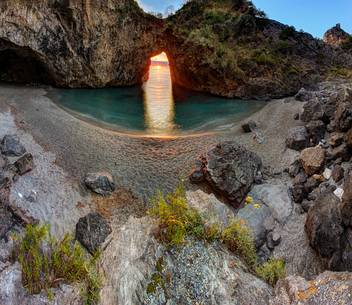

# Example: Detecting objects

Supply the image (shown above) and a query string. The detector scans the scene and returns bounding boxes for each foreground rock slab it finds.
[270,271,352,305]
[75,212,112,254]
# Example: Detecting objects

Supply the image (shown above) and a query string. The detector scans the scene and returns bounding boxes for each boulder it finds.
[327,143,350,161]
[84,172,115,196]
[199,141,262,206]
[14,153,33,175]
[305,120,326,145]
[299,146,325,176]
[270,271,352,305]
[0,135,26,157]
[75,212,112,254]
[242,120,257,133]
[300,100,326,123]
[286,126,309,151]
[295,88,314,102]
[328,132,345,147]
[290,184,306,203]
[305,192,343,258]
[334,98,352,132]
[332,164,344,182]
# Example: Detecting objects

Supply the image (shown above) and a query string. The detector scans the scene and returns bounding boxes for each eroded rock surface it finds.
[190,141,262,207]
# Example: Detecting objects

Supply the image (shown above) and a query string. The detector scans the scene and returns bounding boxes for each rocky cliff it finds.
[0,0,163,87]
[164,0,352,99]
[324,24,351,48]
[0,0,351,99]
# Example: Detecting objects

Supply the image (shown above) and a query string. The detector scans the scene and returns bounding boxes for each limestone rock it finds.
[1,135,26,157]
[286,127,309,151]
[196,141,262,206]
[84,172,115,196]
[299,146,325,176]
[75,212,112,254]
[270,271,352,305]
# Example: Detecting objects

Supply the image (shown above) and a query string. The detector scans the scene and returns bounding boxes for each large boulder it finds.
[270,271,352,305]
[193,142,262,206]
[84,172,116,196]
[334,97,352,132]
[1,135,26,157]
[75,212,112,254]
[299,146,325,176]
[286,127,309,151]
[305,192,343,259]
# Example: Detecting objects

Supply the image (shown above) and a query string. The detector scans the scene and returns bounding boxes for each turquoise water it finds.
[50,61,264,136]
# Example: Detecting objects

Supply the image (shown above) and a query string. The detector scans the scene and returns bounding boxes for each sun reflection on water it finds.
[143,52,177,135]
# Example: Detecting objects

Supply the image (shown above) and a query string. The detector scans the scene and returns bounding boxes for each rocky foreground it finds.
[0,79,351,304]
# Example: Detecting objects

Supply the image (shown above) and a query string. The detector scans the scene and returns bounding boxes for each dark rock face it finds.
[75,212,112,254]
[1,135,26,157]
[14,153,33,175]
[305,192,343,258]
[84,172,115,196]
[190,141,262,206]
[286,126,309,150]
[324,24,351,47]
[334,96,352,132]
[306,120,326,145]
[1,1,351,99]
[0,0,164,88]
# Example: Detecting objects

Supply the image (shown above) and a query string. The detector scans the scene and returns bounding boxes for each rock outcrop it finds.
[0,0,351,99]
[324,24,351,47]
[270,271,352,305]
[0,0,164,87]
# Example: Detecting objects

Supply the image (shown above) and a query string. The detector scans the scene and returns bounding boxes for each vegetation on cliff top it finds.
[14,224,102,305]
[149,184,286,285]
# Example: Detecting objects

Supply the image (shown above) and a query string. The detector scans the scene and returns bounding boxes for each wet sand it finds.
[0,84,303,200]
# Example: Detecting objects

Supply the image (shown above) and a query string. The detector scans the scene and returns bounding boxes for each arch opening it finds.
[143,52,177,135]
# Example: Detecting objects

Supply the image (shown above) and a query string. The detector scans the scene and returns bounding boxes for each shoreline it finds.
[0,84,303,200]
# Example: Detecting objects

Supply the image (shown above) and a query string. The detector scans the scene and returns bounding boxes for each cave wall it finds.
[0,0,165,87]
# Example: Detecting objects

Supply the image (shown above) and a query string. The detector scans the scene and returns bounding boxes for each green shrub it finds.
[221,220,257,267]
[328,66,352,79]
[253,52,278,66]
[279,26,296,40]
[15,224,101,305]
[256,258,286,286]
[148,185,205,246]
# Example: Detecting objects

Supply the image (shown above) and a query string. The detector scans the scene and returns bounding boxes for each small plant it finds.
[148,185,205,246]
[15,224,101,305]
[256,258,286,286]
[221,220,257,267]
